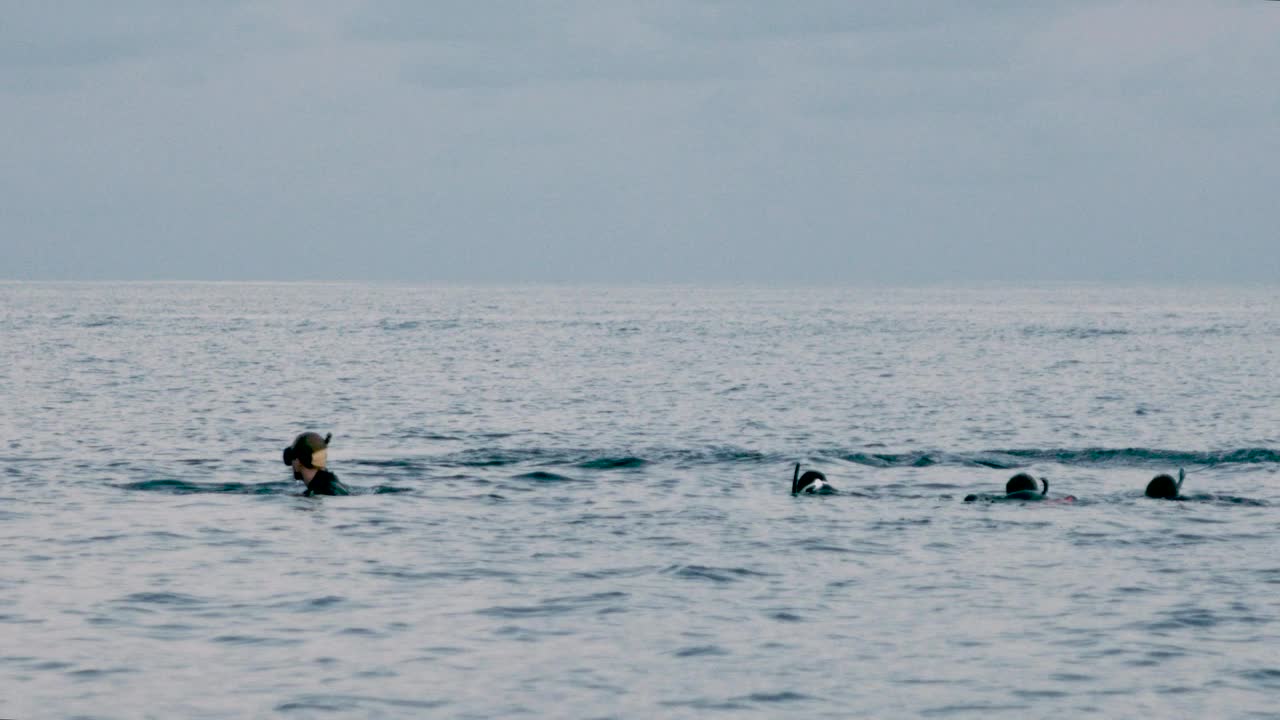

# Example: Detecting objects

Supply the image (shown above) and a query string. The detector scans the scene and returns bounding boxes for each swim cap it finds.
[1145,474,1178,499]
[283,432,331,469]
[1005,473,1038,494]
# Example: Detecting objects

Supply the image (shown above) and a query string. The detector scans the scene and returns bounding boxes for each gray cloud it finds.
[2,1,1278,281]
[0,2,262,69]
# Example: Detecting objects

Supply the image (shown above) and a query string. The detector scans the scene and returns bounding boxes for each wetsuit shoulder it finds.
[965,493,1006,503]
[307,470,350,496]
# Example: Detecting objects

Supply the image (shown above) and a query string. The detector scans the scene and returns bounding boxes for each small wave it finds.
[438,446,774,469]
[393,431,461,441]
[510,471,582,483]
[444,449,538,468]
[840,450,1010,468]
[302,595,345,610]
[351,458,431,469]
[378,318,421,330]
[118,591,206,606]
[735,691,812,704]
[660,699,749,711]
[311,445,1279,479]
[118,478,409,496]
[921,703,1030,716]
[213,634,302,647]
[67,667,137,679]
[118,479,296,495]
[1143,607,1227,631]
[569,565,656,580]
[81,314,124,328]
[276,695,448,713]
[1172,324,1245,337]
[0,455,60,464]
[835,447,1280,469]
[1241,668,1280,688]
[367,567,516,582]
[476,591,628,618]
[1022,325,1131,339]
[661,564,773,584]
[566,513,628,525]
[578,456,648,470]
[673,645,730,658]
[681,447,777,465]
[1182,494,1270,507]
[793,540,853,554]
[996,447,1280,467]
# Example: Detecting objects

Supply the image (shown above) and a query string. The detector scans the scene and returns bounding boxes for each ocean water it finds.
[1,282,1278,719]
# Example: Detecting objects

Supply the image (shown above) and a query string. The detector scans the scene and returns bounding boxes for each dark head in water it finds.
[282,432,348,496]
[1004,473,1049,500]
[1145,469,1185,499]
[1005,473,1038,494]
[792,463,833,495]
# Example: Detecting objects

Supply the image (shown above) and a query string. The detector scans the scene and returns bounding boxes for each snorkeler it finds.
[1145,469,1185,499]
[965,472,1073,503]
[1142,468,1266,505]
[282,432,349,496]
[791,463,834,495]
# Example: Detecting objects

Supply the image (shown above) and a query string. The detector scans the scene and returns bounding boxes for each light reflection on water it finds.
[0,283,1277,718]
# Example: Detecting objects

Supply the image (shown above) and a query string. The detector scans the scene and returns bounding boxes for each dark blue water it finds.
[2,282,1278,718]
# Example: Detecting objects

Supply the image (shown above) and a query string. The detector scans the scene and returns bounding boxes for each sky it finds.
[2,1,1278,283]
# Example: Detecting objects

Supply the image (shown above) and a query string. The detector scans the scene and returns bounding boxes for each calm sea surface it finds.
[1,282,1278,719]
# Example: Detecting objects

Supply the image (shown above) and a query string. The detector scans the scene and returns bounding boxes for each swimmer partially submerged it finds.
[965,472,1074,503]
[1142,468,1267,505]
[283,431,349,497]
[791,463,834,495]
[1145,469,1186,499]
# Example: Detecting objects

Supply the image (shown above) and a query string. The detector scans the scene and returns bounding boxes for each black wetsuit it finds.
[304,469,349,497]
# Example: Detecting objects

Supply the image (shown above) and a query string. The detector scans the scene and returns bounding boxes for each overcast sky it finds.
[2,1,1277,283]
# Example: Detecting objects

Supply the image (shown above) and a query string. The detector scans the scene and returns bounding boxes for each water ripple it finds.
[4,283,1279,720]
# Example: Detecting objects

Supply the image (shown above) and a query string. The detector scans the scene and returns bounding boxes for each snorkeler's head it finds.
[796,470,828,493]
[283,432,331,470]
[1145,473,1179,499]
[791,463,832,495]
[1005,473,1038,494]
